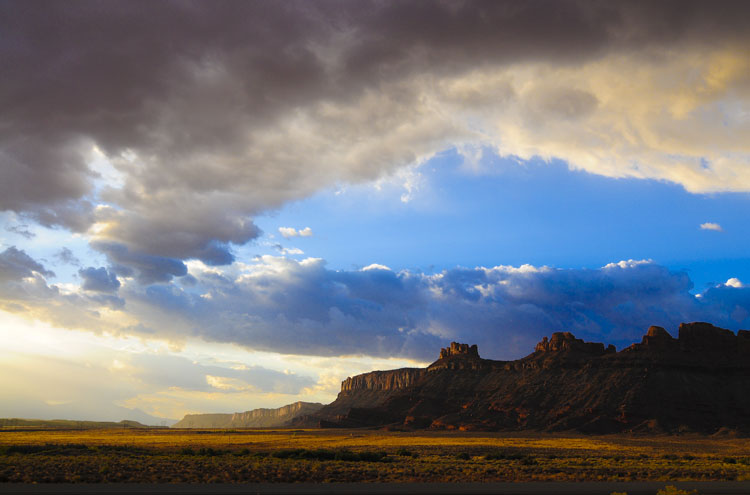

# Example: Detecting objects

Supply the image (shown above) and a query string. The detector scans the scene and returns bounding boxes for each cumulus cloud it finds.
[119,257,750,359]
[700,222,723,231]
[279,227,313,239]
[79,267,121,293]
[725,278,744,288]
[1,1,749,277]
[0,247,54,281]
[3,249,750,360]
[362,264,392,271]
[92,241,187,284]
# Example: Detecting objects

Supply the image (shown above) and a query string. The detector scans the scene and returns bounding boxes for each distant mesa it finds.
[172,401,323,429]
[294,321,750,434]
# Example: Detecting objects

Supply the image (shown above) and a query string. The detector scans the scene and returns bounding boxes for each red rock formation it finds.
[302,322,750,434]
[639,325,677,349]
[439,342,479,359]
[534,332,609,355]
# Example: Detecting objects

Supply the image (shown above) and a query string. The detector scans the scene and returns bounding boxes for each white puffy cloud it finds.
[725,278,744,288]
[362,263,392,271]
[700,222,723,231]
[279,227,314,239]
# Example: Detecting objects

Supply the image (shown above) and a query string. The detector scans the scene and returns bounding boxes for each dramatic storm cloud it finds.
[2,1,749,275]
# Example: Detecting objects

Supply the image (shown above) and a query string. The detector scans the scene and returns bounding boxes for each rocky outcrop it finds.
[439,342,479,359]
[303,322,750,434]
[428,341,492,372]
[640,325,677,348]
[678,321,739,353]
[534,331,614,355]
[172,401,323,428]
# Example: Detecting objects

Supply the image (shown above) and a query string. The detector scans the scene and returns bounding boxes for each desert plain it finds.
[1,427,749,484]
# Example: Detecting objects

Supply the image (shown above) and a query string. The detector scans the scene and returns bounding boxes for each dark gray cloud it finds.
[93,241,187,284]
[78,266,120,293]
[2,0,749,275]
[0,246,54,281]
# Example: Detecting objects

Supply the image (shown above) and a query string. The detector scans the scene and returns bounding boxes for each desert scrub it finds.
[270,448,390,462]
[3,429,750,482]
[656,486,699,495]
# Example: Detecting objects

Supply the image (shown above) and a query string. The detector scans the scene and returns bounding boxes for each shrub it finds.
[270,448,388,462]
[656,486,698,495]
[456,452,470,460]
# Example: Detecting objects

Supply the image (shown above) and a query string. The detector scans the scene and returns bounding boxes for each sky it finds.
[1,0,749,424]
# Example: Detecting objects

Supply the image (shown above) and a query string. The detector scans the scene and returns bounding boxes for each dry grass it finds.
[1,428,749,483]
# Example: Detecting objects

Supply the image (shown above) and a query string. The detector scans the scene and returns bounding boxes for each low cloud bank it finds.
[2,247,748,361]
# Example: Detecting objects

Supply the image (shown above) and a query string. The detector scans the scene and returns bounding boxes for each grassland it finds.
[1,428,749,483]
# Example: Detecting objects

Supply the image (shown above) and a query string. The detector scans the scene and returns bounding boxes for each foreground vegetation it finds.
[1,428,749,483]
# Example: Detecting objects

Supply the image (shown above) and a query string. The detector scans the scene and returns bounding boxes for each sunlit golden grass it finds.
[1,428,749,483]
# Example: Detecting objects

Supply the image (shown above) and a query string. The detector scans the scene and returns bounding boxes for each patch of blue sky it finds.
[0,211,101,285]
[251,149,750,292]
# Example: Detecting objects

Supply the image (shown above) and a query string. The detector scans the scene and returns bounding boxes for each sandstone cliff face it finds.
[340,368,425,392]
[172,401,323,428]
[307,322,750,434]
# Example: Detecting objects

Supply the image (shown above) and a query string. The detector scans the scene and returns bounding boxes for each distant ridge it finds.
[0,418,154,429]
[295,322,750,434]
[172,401,324,428]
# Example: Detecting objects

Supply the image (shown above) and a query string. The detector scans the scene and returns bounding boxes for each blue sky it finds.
[252,151,750,291]
[1,1,749,423]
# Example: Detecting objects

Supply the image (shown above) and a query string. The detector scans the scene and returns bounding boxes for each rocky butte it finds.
[295,322,750,434]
